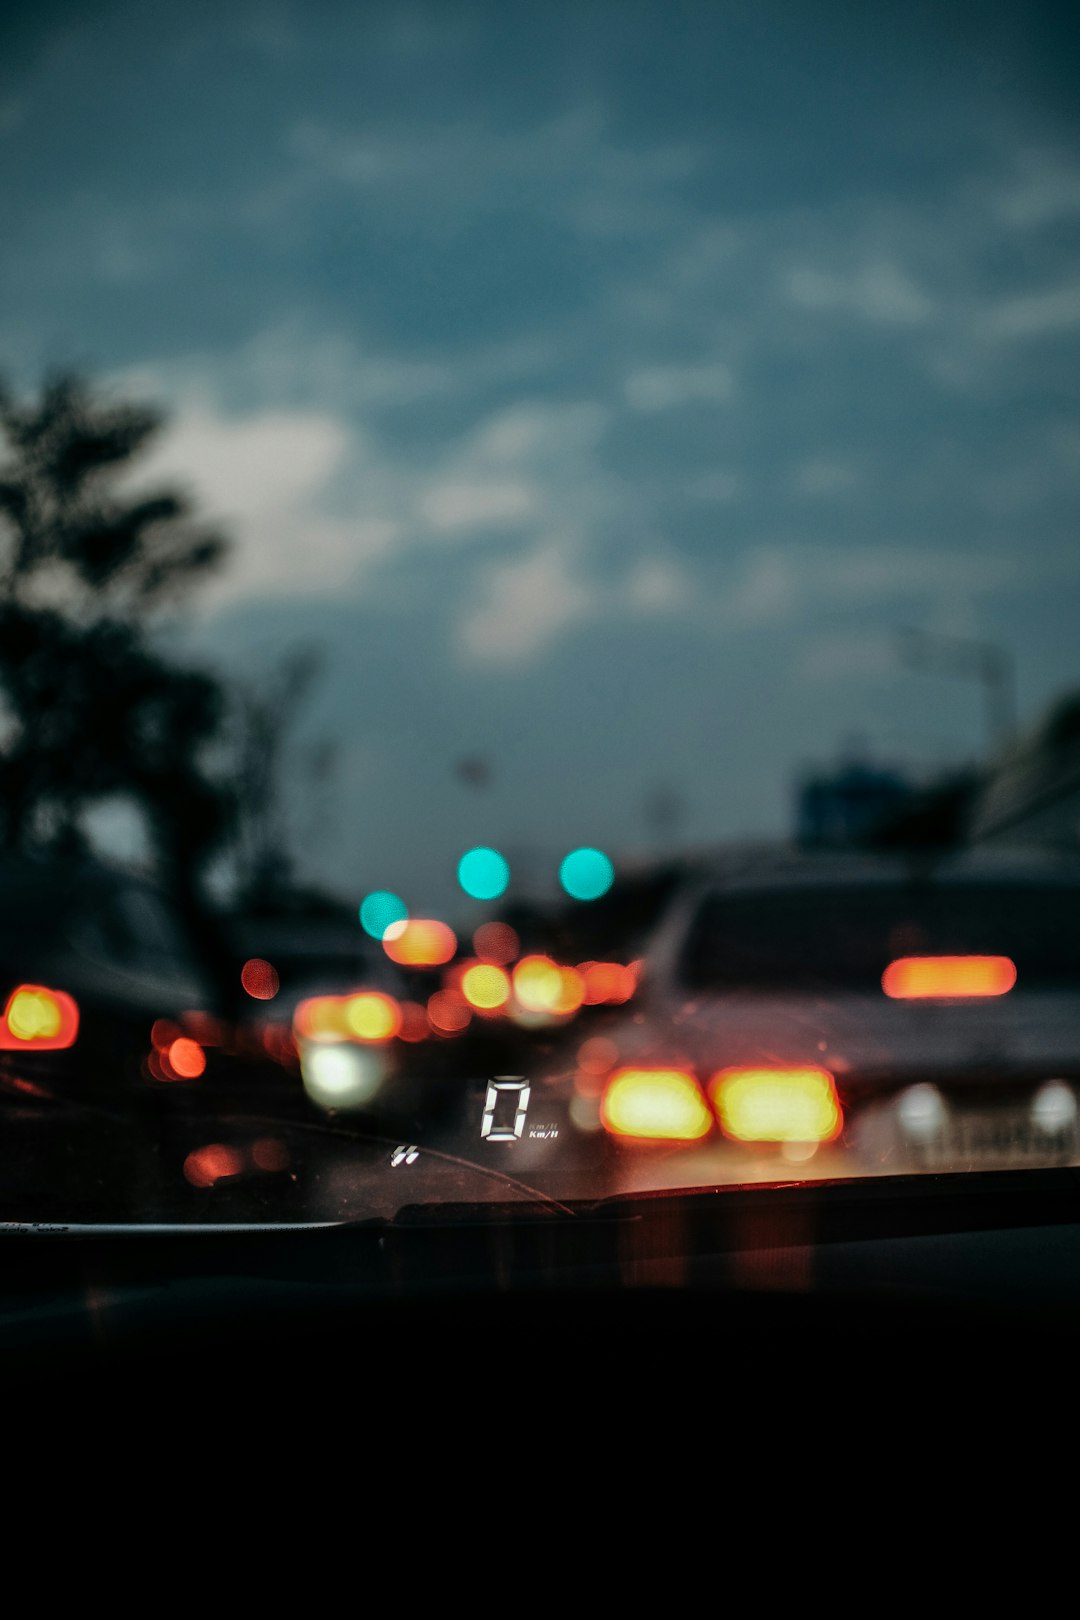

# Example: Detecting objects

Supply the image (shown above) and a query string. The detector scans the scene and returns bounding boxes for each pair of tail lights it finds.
[600,1065,842,1146]
[0,985,79,1050]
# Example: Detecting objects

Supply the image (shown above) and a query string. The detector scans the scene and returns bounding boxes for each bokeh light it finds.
[7,988,61,1041]
[551,966,585,1016]
[473,921,519,965]
[601,1068,712,1141]
[150,1017,180,1051]
[580,961,636,1005]
[180,1010,225,1046]
[293,995,347,1043]
[577,1035,619,1077]
[359,890,409,940]
[183,1143,244,1188]
[512,955,562,1012]
[343,991,402,1042]
[882,954,1016,999]
[300,1042,386,1109]
[462,962,511,1010]
[427,988,471,1034]
[241,958,280,1000]
[457,846,511,901]
[0,984,79,1050]
[397,1001,431,1042]
[559,847,614,901]
[383,918,457,966]
[710,1066,842,1143]
[167,1036,206,1078]
[251,1137,290,1172]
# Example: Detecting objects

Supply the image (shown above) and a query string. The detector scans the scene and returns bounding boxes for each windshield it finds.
[1,0,1078,1225]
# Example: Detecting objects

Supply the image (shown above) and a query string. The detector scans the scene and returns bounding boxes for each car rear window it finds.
[678,885,1080,993]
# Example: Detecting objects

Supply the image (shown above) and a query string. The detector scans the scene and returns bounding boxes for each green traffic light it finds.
[559,847,614,901]
[457,846,511,901]
[359,890,408,940]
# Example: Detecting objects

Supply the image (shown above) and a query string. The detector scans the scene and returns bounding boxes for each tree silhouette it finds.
[0,372,233,901]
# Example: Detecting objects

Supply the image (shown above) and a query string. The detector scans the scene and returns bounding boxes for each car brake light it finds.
[882,955,1016,999]
[0,985,79,1050]
[710,1066,842,1143]
[600,1068,712,1141]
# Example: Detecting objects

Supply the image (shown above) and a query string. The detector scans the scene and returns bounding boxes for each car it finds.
[583,851,1080,1182]
[0,854,222,1090]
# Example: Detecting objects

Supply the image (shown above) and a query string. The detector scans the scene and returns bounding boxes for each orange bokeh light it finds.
[512,954,562,1012]
[180,1010,226,1046]
[293,995,347,1042]
[551,966,585,1016]
[473,921,520,966]
[383,918,457,967]
[397,1001,431,1042]
[183,1143,244,1188]
[168,1037,206,1078]
[882,955,1017,999]
[150,1017,181,1051]
[427,988,471,1034]
[251,1137,290,1172]
[577,1035,619,1076]
[241,957,280,1000]
[580,961,636,1005]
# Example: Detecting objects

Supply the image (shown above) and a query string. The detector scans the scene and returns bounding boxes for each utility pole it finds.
[896,629,1017,754]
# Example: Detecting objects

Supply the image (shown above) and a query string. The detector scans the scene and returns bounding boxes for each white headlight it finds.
[300,1041,386,1110]
[897,1083,946,1141]
[1031,1080,1077,1133]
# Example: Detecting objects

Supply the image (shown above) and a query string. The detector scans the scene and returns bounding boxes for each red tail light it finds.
[710,1066,842,1143]
[882,955,1016,1000]
[0,985,79,1050]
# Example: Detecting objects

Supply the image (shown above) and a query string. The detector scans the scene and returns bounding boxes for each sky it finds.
[2,0,1079,909]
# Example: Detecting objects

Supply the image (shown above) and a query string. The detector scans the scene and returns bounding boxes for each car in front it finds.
[583,851,1080,1185]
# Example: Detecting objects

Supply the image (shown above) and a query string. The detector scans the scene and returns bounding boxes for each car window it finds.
[679,884,1080,993]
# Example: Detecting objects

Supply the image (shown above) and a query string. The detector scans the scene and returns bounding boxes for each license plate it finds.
[910,1112,1078,1168]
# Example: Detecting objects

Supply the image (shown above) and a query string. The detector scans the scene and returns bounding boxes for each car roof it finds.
[695,847,1080,896]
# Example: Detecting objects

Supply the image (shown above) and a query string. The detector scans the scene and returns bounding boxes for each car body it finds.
[589,851,1080,1176]
[0,855,220,1089]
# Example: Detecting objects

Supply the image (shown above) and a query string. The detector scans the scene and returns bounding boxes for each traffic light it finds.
[457,846,510,901]
[558,847,614,901]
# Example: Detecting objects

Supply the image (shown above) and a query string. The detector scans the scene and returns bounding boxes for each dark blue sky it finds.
[2,1,1079,907]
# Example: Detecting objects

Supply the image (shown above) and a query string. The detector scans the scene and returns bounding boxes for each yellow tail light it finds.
[0,985,79,1050]
[600,1068,712,1142]
[710,1066,842,1143]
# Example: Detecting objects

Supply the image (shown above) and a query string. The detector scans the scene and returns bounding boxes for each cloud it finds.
[792,459,861,498]
[624,362,734,411]
[991,150,1080,230]
[458,540,596,663]
[784,261,934,325]
[419,480,535,532]
[132,397,397,601]
[981,281,1080,340]
[288,103,699,229]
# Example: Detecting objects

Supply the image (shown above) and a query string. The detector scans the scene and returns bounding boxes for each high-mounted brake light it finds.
[882,955,1016,1000]
[600,1068,712,1142]
[0,985,79,1050]
[710,1066,842,1144]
